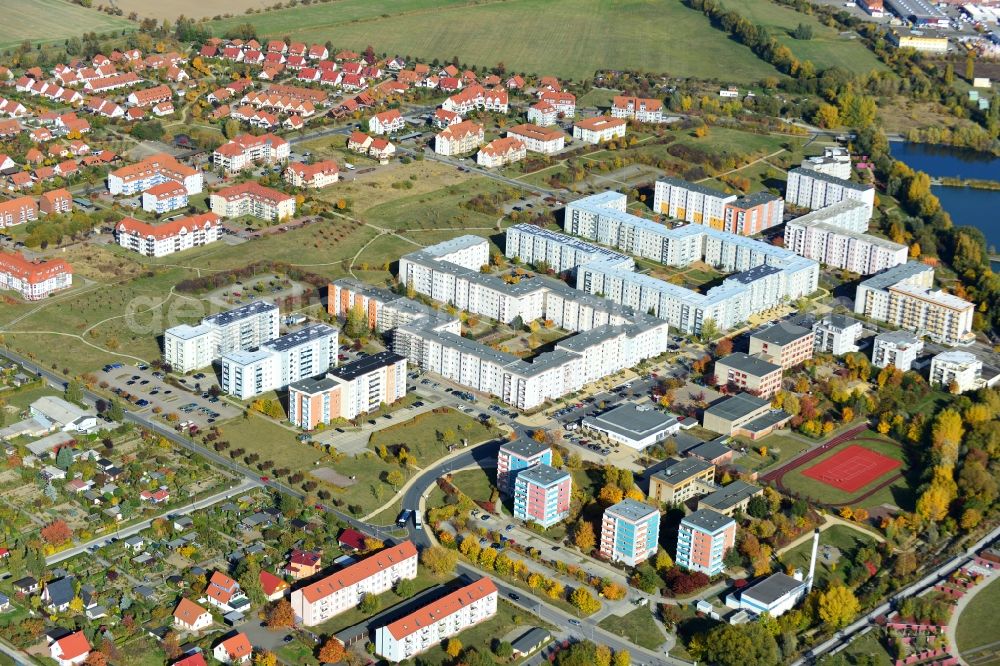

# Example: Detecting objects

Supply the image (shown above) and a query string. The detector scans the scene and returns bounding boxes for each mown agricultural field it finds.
[0,0,134,50]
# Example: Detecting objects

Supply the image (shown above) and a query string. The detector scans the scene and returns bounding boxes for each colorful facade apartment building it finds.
[648,457,716,505]
[210,182,296,221]
[212,133,290,172]
[0,251,73,300]
[599,499,661,567]
[512,464,571,528]
[287,351,407,429]
[748,322,814,370]
[676,508,736,576]
[290,541,418,626]
[374,578,498,662]
[115,213,222,258]
[723,191,784,236]
[496,437,552,494]
[284,160,339,189]
[652,177,735,230]
[107,153,203,196]
[39,188,73,216]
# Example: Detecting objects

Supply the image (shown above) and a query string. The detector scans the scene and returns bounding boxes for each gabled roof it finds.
[258,571,287,596]
[385,578,497,639]
[217,633,252,659]
[173,597,209,624]
[297,541,416,603]
[53,631,90,661]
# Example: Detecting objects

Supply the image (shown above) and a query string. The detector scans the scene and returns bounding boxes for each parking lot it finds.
[100,363,240,429]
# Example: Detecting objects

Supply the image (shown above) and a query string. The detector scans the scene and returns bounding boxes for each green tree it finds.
[108,400,124,422]
[358,593,380,614]
[703,623,779,666]
[64,380,83,405]
[792,23,813,39]
[344,304,369,339]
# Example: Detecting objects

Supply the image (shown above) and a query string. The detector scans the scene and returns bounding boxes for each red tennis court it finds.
[801,444,901,493]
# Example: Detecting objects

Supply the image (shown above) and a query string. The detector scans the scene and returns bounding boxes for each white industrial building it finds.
[163,301,280,373]
[219,323,338,399]
[871,330,923,371]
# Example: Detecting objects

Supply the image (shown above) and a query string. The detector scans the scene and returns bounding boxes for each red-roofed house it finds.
[433,108,461,129]
[213,633,252,665]
[290,541,417,626]
[337,529,367,552]
[348,131,373,154]
[259,571,289,601]
[174,654,207,666]
[284,549,321,580]
[140,488,171,503]
[209,182,295,221]
[142,180,188,214]
[49,630,90,666]
[477,137,526,168]
[284,160,339,189]
[40,188,73,216]
[205,571,249,613]
[0,196,38,227]
[212,133,289,173]
[116,213,221,257]
[368,138,395,163]
[127,84,172,108]
[374,578,497,661]
[611,96,664,123]
[173,597,213,632]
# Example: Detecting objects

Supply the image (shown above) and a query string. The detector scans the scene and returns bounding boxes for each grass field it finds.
[208,0,782,82]
[780,524,876,588]
[734,434,810,473]
[111,0,268,21]
[0,0,134,49]
[362,177,512,234]
[598,607,666,650]
[778,434,910,509]
[368,408,495,466]
[415,601,549,664]
[957,576,1000,666]
[840,630,895,666]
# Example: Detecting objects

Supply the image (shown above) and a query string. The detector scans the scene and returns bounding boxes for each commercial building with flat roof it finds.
[733,572,806,617]
[582,404,680,449]
[749,322,814,370]
[648,458,716,504]
[703,394,790,440]
[677,508,735,576]
[713,353,783,398]
[599,499,661,567]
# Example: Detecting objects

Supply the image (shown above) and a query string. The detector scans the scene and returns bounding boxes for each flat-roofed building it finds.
[713,353,782,398]
[513,464,571,528]
[582,404,680,449]
[220,323,338,399]
[703,393,790,440]
[698,479,762,517]
[872,330,923,371]
[890,29,948,51]
[784,201,906,275]
[600,499,661,566]
[163,300,280,373]
[504,224,633,275]
[723,192,785,236]
[652,177,735,230]
[785,168,875,219]
[929,350,983,393]
[735,572,806,617]
[749,322,814,369]
[676,508,735,576]
[813,314,863,356]
[497,437,552,494]
[800,146,852,181]
[648,457,716,504]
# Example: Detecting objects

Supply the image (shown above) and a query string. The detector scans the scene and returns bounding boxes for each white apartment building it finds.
[220,323,338,399]
[855,262,974,345]
[506,124,566,154]
[573,116,627,144]
[0,251,72,301]
[210,182,296,221]
[141,181,188,214]
[369,110,405,135]
[504,224,634,274]
[527,102,559,126]
[163,300,280,373]
[800,146,852,181]
[434,120,483,156]
[287,351,407,428]
[212,133,290,172]
[107,153,203,197]
[611,96,664,123]
[290,541,418,627]
[537,91,575,117]
[872,330,923,371]
[929,350,983,393]
[564,192,818,334]
[284,160,339,189]
[115,213,221,257]
[374,579,497,662]
[785,167,875,219]
[784,202,906,275]
[328,278,461,336]
[653,177,736,229]
[812,314,863,356]
[477,137,525,168]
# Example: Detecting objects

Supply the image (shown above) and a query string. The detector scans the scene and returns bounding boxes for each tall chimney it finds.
[805,528,821,593]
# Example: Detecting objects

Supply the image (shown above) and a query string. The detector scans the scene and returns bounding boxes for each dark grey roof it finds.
[700,480,761,512]
[658,176,736,200]
[515,464,569,488]
[818,314,861,331]
[729,264,781,284]
[329,351,405,381]
[751,322,812,346]
[583,404,678,440]
[45,577,75,607]
[689,438,732,461]
[203,300,277,327]
[741,410,791,433]
[652,457,713,484]
[734,191,781,207]
[682,508,734,533]
[859,261,931,292]
[704,393,770,422]
[512,628,551,654]
[264,323,337,352]
[789,167,873,191]
[499,437,550,460]
[742,573,804,605]
[717,352,781,377]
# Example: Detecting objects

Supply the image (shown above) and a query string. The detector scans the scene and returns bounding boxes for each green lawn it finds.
[362,177,513,234]
[779,524,877,589]
[216,413,326,471]
[839,630,895,666]
[368,408,496,466]
[576,88,622,110]
[0,0,134,49]
[207,0,781,82]
[598,607,666,650]
[778,434,910,509]
[734,434,810,473]
[312,570,443,635]
[957,576,1000,665]
[416,601,549,663]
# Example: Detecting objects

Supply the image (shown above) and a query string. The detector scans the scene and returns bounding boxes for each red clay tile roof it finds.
[297,541,417,603]
[385,578,497,640]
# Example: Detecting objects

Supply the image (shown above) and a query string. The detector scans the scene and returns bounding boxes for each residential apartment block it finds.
[477,137,525,168]
[785,167,875,220]
[723,191,785,236]
[39,188,73,216]
[506,123,566,154]
[749,322,814,369]
[290,541,418,626]
[0,251,72,300]
[653,178,783,235]
[565,192,818,335]
[648,457,716,505]
[212,133,290,172]
[434,120,483,155]
[537,90,575,117]
[210,182,296,221]
[374,579,498,662]
[800,146,852,181]
[141,181,188,214]
[513,464,571,527]
[287,351,407,429]
[115,213,221,257]
[784,201,906,275]
[504,224,634,275]
[368,109,404,135]
[610,96,664,123]
[527,102,559,126]
[573,116,627,144]
[284,160,339,189]
[713,352,783,398]
[813,314,863,356]
[328,278,461,336]
[854,262,974,345]
[599,499,661,567]
[497,437,552,494]
[871,330,923,371]
[677,508,735,576]
[441,85,509,115]
[929,350,983,393]
[220,323,338,399]
[0,196,39,227]
[163,300,280,373]
[107,153,202,197]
